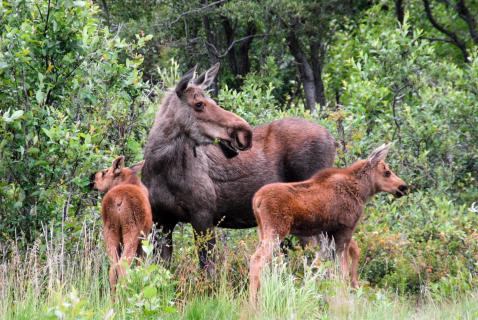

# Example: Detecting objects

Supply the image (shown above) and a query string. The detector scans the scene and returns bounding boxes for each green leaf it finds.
[143,285,157,299]
[10,110,24,121]
[35,90,44,104]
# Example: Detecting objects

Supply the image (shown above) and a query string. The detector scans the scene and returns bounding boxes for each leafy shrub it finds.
[45,289,97,320]
[0,0,154,242]
[357,193,478,295]
[116,239,178,319]
[325,8,478,200]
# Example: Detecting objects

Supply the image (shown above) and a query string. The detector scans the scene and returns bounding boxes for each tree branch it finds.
[43,0,52,70]
[454,0,478,45]
[99,0,111,28]
[423,0,469,62]
[161,0,227,27]
[206,34,268,59]
[422,36,455,44]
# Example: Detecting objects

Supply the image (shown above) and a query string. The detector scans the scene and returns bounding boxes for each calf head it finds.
[174,63,253,158]
[366,144,408,198]
[90,156,144,193]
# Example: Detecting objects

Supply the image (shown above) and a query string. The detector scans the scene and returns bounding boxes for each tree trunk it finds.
[310,40,327,111]
[222,17,238,75]
[237,22,256,76]
[395,0,405,25]
[99,0,111,28]
[202,13,220,95]
[286,30,317,113]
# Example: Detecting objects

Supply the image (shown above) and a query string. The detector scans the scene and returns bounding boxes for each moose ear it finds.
[112,156,125,175]
[129,160,145,175]
[367,143,391,167]
[175,65,197,98]
[194,63,220,89]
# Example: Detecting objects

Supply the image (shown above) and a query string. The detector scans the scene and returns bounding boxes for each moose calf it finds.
[90,156,152,294]
[249,144,408,303]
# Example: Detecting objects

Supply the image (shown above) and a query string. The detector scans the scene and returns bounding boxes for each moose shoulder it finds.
[142,64,337,267]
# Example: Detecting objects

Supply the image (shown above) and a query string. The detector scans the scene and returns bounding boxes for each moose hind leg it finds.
[348,238,360,288]
[118,230,141,278]
[249,239,274,305]
[104,227,121,296]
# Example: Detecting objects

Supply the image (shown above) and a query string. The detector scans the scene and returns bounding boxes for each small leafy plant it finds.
[116,239,178,319]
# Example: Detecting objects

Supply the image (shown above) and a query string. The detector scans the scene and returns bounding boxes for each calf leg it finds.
[249,238,275,305]
[104,227,120,296]
[333,231,353,285]
[117,230,141,279]
[348,239,360,289]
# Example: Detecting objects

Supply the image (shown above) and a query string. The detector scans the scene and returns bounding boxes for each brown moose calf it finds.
[90,156,152,295]
[249,144,408,303]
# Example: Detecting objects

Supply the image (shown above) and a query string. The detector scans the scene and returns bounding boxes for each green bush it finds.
[325,8,478,200]
[116,239,178,319]
[357,193,478,295]
[0,0,154,242]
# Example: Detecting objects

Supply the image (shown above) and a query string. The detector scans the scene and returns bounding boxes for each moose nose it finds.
[398,185,408,193]
[234,128,252,150]
[229,121,253,151]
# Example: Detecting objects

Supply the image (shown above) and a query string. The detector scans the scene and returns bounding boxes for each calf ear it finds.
[367,143,391,167]
[112,156,125,175]
[175,65,197,98]
[194,63,220,89]
[129,160,145,175]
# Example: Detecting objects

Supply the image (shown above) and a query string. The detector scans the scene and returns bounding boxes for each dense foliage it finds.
[0,0,477,318]
[0,0,153,240]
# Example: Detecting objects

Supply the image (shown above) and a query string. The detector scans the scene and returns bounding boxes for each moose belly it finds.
[290,214,339,237]
[213,169,282,228]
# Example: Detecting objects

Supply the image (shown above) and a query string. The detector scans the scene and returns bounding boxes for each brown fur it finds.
[91,157,152,296]
[249,144,408,303]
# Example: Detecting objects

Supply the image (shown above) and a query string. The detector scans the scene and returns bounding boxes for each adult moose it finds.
[142,63,336,268]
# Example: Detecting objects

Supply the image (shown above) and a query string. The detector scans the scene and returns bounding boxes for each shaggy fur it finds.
[91,156,152,295]
[142,64,337,267]
[249,144,408,303]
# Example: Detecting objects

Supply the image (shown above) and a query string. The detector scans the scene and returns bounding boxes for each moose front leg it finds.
[153,222,176,266]
[192,214,216,272]
[333,230,354,286]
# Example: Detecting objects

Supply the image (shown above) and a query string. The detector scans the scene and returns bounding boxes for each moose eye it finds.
[194,102,204,112]
[384,171,391,177]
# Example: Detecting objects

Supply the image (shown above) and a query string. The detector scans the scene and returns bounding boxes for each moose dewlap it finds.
[249,143,408,303]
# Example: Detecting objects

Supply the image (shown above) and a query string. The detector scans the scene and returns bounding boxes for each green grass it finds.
[1,223,477,320]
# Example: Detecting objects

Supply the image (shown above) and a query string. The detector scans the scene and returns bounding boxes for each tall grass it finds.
[1,223,477,319]
[0,222,111,319]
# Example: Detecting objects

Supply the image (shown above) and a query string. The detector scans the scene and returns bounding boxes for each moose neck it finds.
[123,174,149,197]
[351,161,378,202]
[145,92,199,172]
[124,174,142,186]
